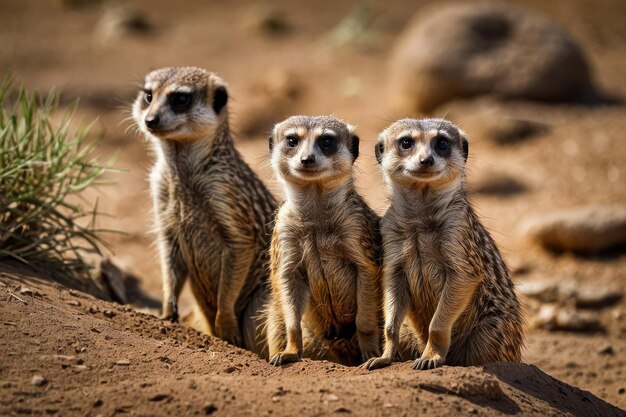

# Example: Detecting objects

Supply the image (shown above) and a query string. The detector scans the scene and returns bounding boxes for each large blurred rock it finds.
[521,205,626,253]
[388,2,594,114]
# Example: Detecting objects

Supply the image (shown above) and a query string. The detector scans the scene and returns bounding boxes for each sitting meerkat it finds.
[266,115,381,366]
[132,67,277,351]
[364,118,524,371]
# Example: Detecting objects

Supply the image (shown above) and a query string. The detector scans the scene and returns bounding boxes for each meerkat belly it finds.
[178,212,223,309]
[406,231,447,326]
[305,236,358,340]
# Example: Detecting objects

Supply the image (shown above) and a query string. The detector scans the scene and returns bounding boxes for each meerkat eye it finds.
[144,90,152,104]
[399,137,414,150]
[435,135,450,156]
[169,92,193,113]
[286,135,299,148]
[319,134,335,150]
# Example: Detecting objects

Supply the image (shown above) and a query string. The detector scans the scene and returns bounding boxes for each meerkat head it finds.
[269,115,360,186]
[132,66,229,142]
[375,118,468,188]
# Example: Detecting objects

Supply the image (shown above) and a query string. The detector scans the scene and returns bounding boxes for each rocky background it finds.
[1,0,625,415]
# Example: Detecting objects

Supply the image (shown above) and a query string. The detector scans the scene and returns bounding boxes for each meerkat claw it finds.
[361,357,391,370]
[269,352,300,366]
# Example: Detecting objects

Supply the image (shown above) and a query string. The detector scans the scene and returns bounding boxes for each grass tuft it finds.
[0,76,114,284]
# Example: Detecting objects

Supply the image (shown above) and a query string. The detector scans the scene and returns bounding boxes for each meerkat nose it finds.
[301,154,316,167]
[145,115,160,129]
[419,155,434,167]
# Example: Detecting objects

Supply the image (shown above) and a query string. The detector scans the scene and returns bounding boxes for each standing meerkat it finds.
[266,115,381,366]
[363,118,523,371]
[132,67,277,351]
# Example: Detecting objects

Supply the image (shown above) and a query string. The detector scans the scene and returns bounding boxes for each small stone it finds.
[159,326,167,335]
[521,205,626,254]
[148,393,171,402]
[575,287,622,309]
[115,360,131,366]
[19,287,34,296]
[598,344,614,356]
[326,394,339,402]
[68,289,79,297]
[67,300,81,306]
[31,375,48,387]
[534,305,603,332]
[203,403,217,415]
[93,399,103,407]
[471,174,527,196]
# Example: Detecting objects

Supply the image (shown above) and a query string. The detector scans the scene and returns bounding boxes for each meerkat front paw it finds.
[269,351,301,366]
[214,312,242,347]
[160,303,179,323]
[361,356,392,370]
[412,353,445,370]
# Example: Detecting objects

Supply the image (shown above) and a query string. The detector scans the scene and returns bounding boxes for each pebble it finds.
[326,394,339,402]
[203,403,217,415]
[67,300,81,306]
[103,310,116,318]
[148,393,171,402]
[31,375,48,387]
[534,305,603,332]
[519,278,622,309]
[19,287,34,296]
[521,205,626,253]
[115,360,131,366]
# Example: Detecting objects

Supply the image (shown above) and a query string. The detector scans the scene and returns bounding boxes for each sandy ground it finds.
[1,273,624,417]
[1,0,626,415]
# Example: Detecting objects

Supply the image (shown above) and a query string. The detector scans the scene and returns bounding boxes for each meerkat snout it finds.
[375,118,469,185]
[269,115,359,184]
[132,66,229,142]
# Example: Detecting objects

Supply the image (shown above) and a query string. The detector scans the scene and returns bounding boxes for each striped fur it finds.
[132,67,277,352]
[266,116,382,366]
[364,118,524,371]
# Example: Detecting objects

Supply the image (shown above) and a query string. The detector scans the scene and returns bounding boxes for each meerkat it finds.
[132,67,277,351]
[363,118,524,371]
[265,115,382,367]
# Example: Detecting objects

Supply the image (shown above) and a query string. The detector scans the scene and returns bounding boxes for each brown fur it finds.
[266,116,382,366]
[132,67,277,352]
[364,118,524,371]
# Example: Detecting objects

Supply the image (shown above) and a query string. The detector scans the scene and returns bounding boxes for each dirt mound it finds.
[388,1,594,114]
[1,273,623,417]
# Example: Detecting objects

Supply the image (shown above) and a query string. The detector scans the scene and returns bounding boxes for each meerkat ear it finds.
[347,124,359,162]
[212,85,228,114]
[375,141,384,164]
[462,136,469,162]
[269,135,274,153]
[350,135,360,162]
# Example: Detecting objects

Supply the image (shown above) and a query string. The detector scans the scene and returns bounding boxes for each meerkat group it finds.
[133,66,524,369]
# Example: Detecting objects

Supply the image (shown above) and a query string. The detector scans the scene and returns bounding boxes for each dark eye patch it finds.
[433,134,451,158]
[317,134,338,156]
[168,92,193,113]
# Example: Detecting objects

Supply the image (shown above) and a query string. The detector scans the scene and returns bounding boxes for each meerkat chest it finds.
[404,222,451,295]
[298,220,359,324]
